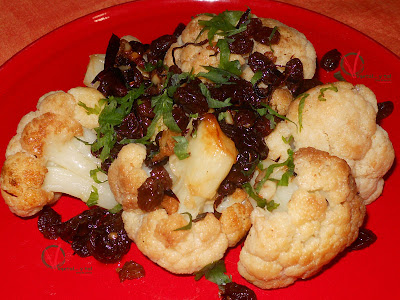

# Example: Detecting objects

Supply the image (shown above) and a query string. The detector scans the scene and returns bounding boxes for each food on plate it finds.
[266,81,395,204]
[0,88,117,217]
[0,7,395,295]
[238,147,365,289]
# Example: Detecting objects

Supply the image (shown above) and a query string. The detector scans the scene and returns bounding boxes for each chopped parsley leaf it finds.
[109,203,122,214]
[318,84,338,101]
[199,83,232,108]
[297,93,309,132]
[87,185,99,207]
[173,136,190,160]
[195,260,232,286]
[174,212,193,231]
[90,167,107,184]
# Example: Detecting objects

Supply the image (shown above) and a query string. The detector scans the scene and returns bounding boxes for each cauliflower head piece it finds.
[0,89,117,217]
[121,114,254,274]
[266,82,395,204]
[238,147,366,289]
[164,14,316,79]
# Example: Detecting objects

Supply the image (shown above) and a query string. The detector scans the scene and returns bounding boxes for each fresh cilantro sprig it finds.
[199,83,232,108]
[90,167,107,184]
[255,149,295,193]
[87,185,99,207]
[78,98,107,115]
[297,93,309,132]
[109,203,122,213]
[174,212,193,231]
[256,103,296,130]
[173,136,190,160]
[318,84,338,101]
[195,260,232,286]
[216,39,242,76]
[242,182,279,211]
[198,10,248,43]
[91,85,145,161]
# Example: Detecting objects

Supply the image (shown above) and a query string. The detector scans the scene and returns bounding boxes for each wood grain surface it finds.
[0,0,399,66]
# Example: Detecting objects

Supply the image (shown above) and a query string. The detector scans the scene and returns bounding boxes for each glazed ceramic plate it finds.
[0,0,398,299]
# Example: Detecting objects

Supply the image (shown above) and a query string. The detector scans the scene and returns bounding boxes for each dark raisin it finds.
[173,78,209,114]
[88,211,131,264]
[94,67,128,97]
[120,66,143,89]
[220,282,257,300]
[284,58,304,96]
[229,34,254,54]
[129,40,148,55]
[147,34,177,64]
[248,52,274,72]
[253,116,275,137]
[321,49,342,72]
[58,207,106,257]
[348,228,377,251]
[172,105,190,131]
[117,261,145,282]
[135,97,155,118]
[234,109,257,128]
[376,101,394,123]
[253,26,280,45]
[104,34,121,69]
[150,165,173,190]
[38,206,62,240]
[173,23,186,38]
[137,177,164,212]
[243,18,263,37]
[116,112,144,141]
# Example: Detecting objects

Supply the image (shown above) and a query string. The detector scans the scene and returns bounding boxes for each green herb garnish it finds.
[318,84,338,101]
[216,38,242,76]
[297,93,309,132]
[109,203,122,214]
[256,103,296,130]
[174,212,193,231]
[198,10,248,43]
[92,85,145,161]
[198,66,237,84]
[199,83,232,108]
[255,149,295,192]
[90,167,107,184]
[78,98,107,115]
[250,70,263,85]
[87,185,99,207]
[242,182,267,208]
[173,136,190,160]
[194,260,232,286]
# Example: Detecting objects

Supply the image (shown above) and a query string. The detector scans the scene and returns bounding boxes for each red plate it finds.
[0,0,398,299]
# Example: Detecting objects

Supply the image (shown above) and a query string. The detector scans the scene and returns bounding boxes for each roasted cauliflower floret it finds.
[266,82,395,204]
[238,148,366,289]
[121,114,254,274]
[123,209,228,274]
[0,90,116,217]
[108,143,149,210]
[164,14,316,79]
